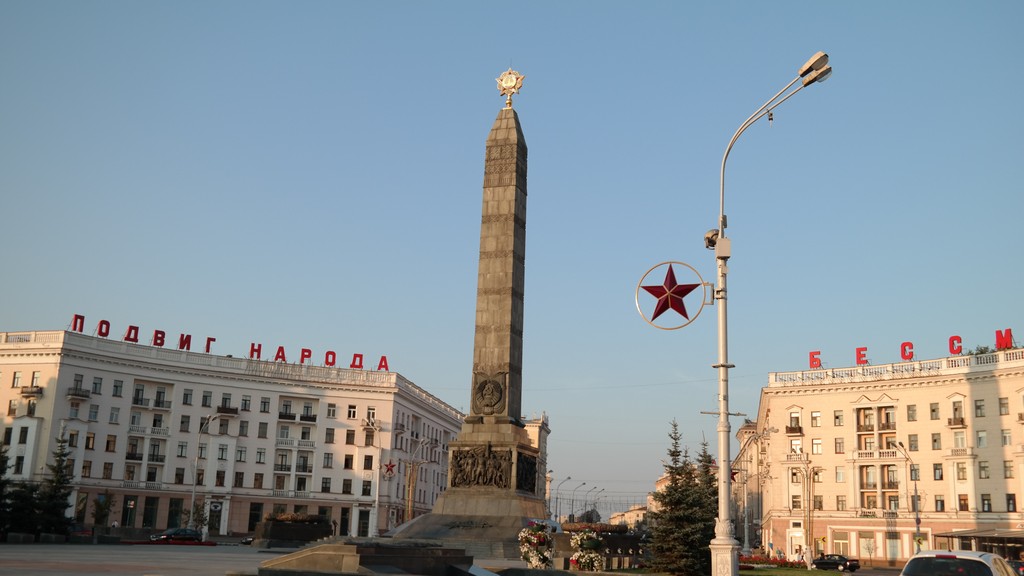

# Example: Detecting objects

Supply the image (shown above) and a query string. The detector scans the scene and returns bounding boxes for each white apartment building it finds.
[1,329,463,537]
[734,346,1024,566]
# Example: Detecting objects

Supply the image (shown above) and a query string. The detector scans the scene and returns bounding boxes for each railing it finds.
[769,349,1024,386]
[66,387,91,399]
[947,447,975,457]
[20,386,42,397]
[297,440,316,449]
[879,422,896,431]
[129,425,147,434]
[151,427,169,436]
[882,481,899,490]
[153,399,172,409]
[948,417,966,428]
[148,454,166,463]
[132,397,151,407]
[785,426,803,435]
[216,405,239,416]
[126,452,144,461]
[278,412,296,421]
[276,438,295,448]
[861,481,878,489]
[299,414,317,422]
[274,464,292,472]
[857,424,875,432]
[295,464,313,473]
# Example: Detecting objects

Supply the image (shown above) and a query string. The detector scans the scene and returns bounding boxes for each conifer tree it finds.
[0,442,11,535]
[37,432,74,534]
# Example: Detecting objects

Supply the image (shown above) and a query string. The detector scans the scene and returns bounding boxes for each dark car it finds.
[811,554,861,572]
[149,527,202,542]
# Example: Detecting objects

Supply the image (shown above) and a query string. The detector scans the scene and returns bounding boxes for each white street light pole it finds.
[707,52,832,576]
[897,442,922,553]
[555,476,572,521]
[190,412,224,531]
[569,481,586,522]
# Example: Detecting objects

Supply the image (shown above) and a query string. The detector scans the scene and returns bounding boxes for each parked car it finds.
[1008,559,1024,575]
[149,527,203,542]
[240,536,254,545]
[900,550,1015,576]
[811,554,860,572]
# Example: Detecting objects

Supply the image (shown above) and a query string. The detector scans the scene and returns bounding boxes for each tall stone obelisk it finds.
[432,68,546,519]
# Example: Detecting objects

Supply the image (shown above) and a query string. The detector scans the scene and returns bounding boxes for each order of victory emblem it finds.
[496,68,524,108]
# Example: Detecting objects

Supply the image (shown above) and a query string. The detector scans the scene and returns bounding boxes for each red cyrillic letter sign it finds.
[250,343,262,359]
[350,354,364,369]
[996,328,1014,350]
[274,346,287,362]
[97,320,111,337]
[900,341,914,361]
[324,351,336,366]
[205,337,216,354]
[300,348,312,364]
[153,330,165,347]
[178,334,192,351]
[855,347,868,365]
[949,335,963,355]
[123,325,140,343]
[809,351,821,369]
[71,314,85,332]
[377,356,389,371]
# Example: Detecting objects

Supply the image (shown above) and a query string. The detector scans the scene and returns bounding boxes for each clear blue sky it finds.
[3,1,1022,518]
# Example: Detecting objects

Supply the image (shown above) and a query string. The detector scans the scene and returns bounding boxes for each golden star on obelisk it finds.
[496,68,525,109]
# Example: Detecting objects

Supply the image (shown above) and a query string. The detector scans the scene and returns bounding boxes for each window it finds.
[234,472,244,488]
[215,470,225,487]
[92,377,102,394]
[112,380,123,397]
[201,391,212,407]
[975,400,986,417]
[910,464,920,481]
[88,404,99,421]
[102,462,113,479]
[930,403,939,420]
[325,428,335,443]
[69,401,80,419]
[303,402,313,417]
[258,422,268,438]
[254,473,264,489]
[300,426,311,441]
[282,400,292,415]
[908,434,919,451]
[934,464,943,480]
[260,397,270,413]
[7,399,15,417]
[13,456,24,474]
[1006,461,1015,479]
[182,389,193,405]
[835,467,845,482]
[811,438,822,455]
[364,455,373,470]
[85,432,95,450]
[11,371,22,387]
[198,443,207,459]
[27,399,36,417]
[935,495,945,511]
[1000,397,1010,416]
[241,395,251,411]
[2,428,10,445]
[931,433,941,450]
[956,462,968,480]
[346,430,356,445]
[68,431,79,447]
[361,481,372,496]
[907,404,917,421]
[954,430,966,448]
[959,495,969,512]
[327,404,337,418]
[82,460,92,477]
[833,410,844,426]
[236,447,247,462]
[342,479,352,494]
[73,373,83,389]
[981,494,992,512]
[239,421,249,436]
[791,495,802,509]
[348,405,357,419]
[218,418,229,435]
[218,444,228,461]
[977,430,988,448]
[109,407,119,424]
[1009,494,1017,513]
[323,453,333,468]
[837,495,846,511]
[321,478,331,493]
[256,448,266,464]
[835,438,844,454]
[180,415,190,433]
[979,461,990,479]
[344,455,353,469]
[1003,429,1013,446]
[365,429,375,447]
[813,495,823,510]
[221,393,232,408]
[177,441,188,457]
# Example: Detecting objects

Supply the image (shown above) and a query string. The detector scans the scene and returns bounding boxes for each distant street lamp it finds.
[190,412,225,530]
[706,52,832,576]
[897,442,922,552]
[555,476,572,521]
[569,482,586,522]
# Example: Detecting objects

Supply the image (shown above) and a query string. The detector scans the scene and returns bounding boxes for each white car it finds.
[900,550,1017,576]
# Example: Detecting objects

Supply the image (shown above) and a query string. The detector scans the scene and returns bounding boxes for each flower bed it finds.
[518,522,553,569]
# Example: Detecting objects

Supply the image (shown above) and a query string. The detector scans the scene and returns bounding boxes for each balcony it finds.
[66,387,91,399]
[148,454,166,463]
[786,452,808,463]
[274,464,292,472]
[860,481,878,490]
[297,439,316,449]
[129,425,148,435]
[299,414,317,423]
[394,423,406,436]
[857,424,875,432]
[946,447,976,458]
[278,412,296,421]
[216,405,239,416]
[879,422,896,431]
[882,481,899,490]
[785,425,803,435]
[948,417,967,428]
[295,464,313,474]
[276,438,296,448]
[1018,412,1024,423]
[153,399,172,410]
[131,397,151,408]
[126,452,144,461]
[20,386,42,398]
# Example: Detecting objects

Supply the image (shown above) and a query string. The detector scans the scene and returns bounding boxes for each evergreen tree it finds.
[0,442,11,535]
[649,421,719,575]
[37,432,74,534]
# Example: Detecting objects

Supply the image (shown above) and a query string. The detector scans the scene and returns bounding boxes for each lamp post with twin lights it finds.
[190,412,226,531]
[636,51,832,576]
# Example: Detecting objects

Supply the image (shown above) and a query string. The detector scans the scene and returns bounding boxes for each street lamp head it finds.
[798,51,829,78]
[704,229,720,250]
[802,65,832,87]
[898,441,906,448]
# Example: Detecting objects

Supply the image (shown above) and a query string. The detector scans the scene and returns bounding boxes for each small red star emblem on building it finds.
[383,460,396,478]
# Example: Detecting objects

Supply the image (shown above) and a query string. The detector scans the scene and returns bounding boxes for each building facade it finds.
[735,346,1024,565]
[1,329,463,537]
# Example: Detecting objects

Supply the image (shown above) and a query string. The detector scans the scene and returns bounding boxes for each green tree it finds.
[91,490,116,529]
[0,442,11,534]
[36,432,74,534]
[648,420,717,575]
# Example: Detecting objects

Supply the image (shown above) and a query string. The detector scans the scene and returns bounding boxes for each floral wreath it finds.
[569,528,604,572]
[518,522,553,569]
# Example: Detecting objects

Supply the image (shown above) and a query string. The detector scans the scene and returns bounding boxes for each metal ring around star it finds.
[635,261,708,330]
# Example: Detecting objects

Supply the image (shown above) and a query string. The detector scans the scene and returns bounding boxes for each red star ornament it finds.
[642,265,699,321]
